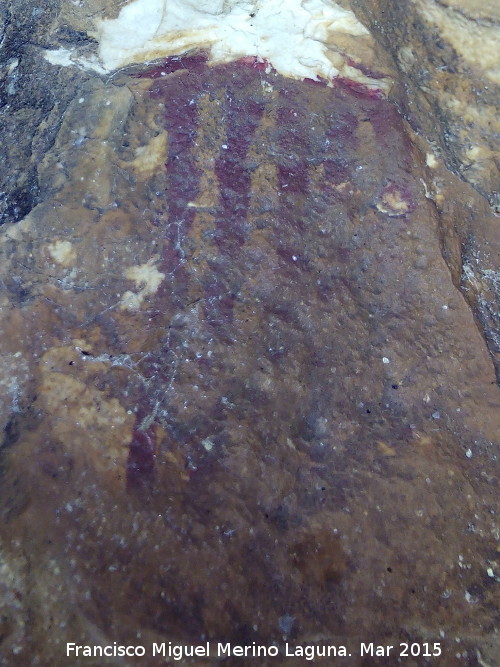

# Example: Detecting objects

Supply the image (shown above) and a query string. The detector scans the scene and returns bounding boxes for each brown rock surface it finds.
[351,0,500,209]
[0,2,499,666]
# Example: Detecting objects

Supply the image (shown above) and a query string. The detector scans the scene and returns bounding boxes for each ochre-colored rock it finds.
[352,0,500,208]
[0,3,499,666]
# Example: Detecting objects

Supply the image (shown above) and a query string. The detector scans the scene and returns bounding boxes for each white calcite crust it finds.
[95,0,370,81]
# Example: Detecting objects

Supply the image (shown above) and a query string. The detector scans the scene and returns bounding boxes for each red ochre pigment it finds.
[126,54,418,489]
[127,418,157,489]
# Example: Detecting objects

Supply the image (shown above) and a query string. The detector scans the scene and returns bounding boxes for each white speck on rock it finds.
[464,590,475,604]
[202,437,214,451]
[426,153,438,168]
[120,258,165,311]
[44,47,75,67]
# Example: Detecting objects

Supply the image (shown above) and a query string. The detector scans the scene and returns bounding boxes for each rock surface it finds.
[0,1,499,665]
[352,0,500,209]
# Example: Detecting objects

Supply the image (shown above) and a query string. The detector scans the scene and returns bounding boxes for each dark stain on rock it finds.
[214,85,264,249]
[126,419,156,490]
[2,185,38,224]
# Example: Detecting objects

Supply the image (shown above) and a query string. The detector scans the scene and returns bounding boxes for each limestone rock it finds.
[0,2,499,665]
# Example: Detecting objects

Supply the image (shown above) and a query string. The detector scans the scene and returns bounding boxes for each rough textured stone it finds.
[351,0,500,209]
[0,2,499,666]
